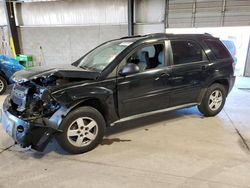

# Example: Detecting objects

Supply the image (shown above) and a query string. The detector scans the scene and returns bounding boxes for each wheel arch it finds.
[209,79,229,95]
[198,78,230,104]
[67,97,118,126]
[0,70,9,84]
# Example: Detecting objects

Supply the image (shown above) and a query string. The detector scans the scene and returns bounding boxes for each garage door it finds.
[167,0,250,28]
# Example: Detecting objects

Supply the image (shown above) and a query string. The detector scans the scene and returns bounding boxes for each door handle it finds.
[201,65,208,71]
[155,73,170,81]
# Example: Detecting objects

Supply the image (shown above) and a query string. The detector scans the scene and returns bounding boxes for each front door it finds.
[117,42,172,118]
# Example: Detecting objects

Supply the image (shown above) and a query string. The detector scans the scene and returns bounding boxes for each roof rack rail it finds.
[146,33,168,37]
[204,32,212,36]
[120,35,142,39]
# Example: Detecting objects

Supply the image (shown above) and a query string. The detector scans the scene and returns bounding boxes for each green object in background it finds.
[16,55,33,69]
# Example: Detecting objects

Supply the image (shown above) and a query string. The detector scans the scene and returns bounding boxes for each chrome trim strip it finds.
[111,102,197,126]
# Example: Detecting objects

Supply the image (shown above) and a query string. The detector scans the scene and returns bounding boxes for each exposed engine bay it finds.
[9,76,63,120]
[7,65,100,121]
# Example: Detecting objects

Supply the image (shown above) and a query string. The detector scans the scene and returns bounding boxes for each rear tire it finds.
[56,106,105,154]
[198,83,226,117]
[0,75,7,95]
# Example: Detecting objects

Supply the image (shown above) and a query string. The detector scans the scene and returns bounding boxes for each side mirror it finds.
[119,63,140,76]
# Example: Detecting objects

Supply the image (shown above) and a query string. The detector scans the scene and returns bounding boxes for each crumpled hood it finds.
[12,64,100,82]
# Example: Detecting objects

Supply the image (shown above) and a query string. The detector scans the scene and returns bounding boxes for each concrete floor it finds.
[0,77,250,188]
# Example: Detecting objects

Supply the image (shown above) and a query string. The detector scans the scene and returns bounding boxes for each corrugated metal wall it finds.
[134,0,250,34]
[16,0,127,26]
[3,0,250,68]
[167,0,250,28]
[15,0,128,65]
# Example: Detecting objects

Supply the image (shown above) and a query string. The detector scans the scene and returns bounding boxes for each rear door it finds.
[169,39,209,107]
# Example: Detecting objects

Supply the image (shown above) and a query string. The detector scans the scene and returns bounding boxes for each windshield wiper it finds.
[79,65,98,72]
[79,65,87,70]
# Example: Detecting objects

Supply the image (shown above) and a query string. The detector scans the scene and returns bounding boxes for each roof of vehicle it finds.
[120,33,217,42]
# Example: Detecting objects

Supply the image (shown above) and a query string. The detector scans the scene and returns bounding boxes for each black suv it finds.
[1,33,235,154]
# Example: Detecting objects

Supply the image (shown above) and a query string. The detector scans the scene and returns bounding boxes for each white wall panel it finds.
[18,25,128,66]
[135,0,165,23]
[0,3,7,26]
[17,0,127,26]
[134,23,164,35]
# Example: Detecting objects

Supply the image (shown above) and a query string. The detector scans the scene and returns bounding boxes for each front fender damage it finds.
[28,106,69,151]
[52,85,119,125]
[3,67,117,152]
[3,73,77,151]
[3,95,70,151]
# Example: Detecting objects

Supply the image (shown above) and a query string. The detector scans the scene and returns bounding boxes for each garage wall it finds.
[0,3,7,26]
[0,26,12,56]
[134,0,165,35]
[13,0,250,67]
[14,0,128,66]
[18,25,127,66]
[0,4,11,57]
[16,0,127,26]
[134,23,165,35]
[167,0,250,28]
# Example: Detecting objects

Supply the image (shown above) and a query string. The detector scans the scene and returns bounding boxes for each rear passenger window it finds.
[171,40,203,65]
[204,39,231,59]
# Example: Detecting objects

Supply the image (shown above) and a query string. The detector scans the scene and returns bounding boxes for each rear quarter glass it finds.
[204,39,232,60]
[222,40,236,56]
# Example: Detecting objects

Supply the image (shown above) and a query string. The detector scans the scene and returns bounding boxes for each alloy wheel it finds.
[208,90,223,111]
[67,117,98,147]
[0,79,4,93]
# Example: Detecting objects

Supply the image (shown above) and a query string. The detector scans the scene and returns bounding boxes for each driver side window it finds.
[127,43,165,73]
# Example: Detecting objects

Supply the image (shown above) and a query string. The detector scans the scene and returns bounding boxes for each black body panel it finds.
[117,67,172,117]
[12,64,100,82]
[1,33,235,151]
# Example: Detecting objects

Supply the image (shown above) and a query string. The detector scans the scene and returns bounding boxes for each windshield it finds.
[76,40,134,72]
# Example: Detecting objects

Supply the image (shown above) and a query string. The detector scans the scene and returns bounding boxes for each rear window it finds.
[171,40,203,65]
[204,39,231,60]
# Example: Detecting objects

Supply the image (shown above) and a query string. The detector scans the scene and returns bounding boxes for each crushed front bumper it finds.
[1,97,66,151]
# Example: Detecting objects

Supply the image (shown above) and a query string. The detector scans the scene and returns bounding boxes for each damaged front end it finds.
[1,75,73,151]
[1,65,100,151]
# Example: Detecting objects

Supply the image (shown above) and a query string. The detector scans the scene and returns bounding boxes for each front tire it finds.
[198,83,226,117]
[0,75,7,95]
[56,106,105,154]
